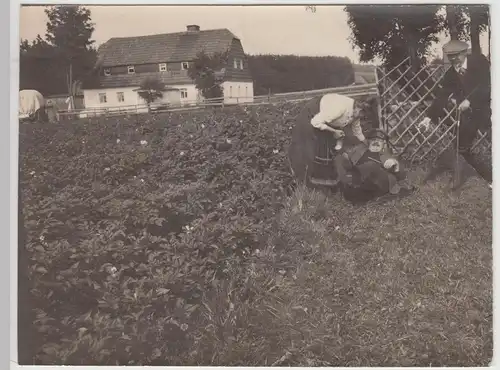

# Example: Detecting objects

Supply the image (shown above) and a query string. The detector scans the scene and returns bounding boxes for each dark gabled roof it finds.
[97,28,237,67]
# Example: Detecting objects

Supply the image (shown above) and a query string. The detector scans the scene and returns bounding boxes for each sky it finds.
[18,5,490,65]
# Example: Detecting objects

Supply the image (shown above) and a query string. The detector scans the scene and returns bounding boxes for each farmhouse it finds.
[82,25,254,112]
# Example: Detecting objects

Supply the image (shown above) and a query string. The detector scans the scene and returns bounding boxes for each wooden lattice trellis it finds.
[375,57,491,165]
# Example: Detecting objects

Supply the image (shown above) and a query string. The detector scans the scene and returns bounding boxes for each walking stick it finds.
[453,107,461,188]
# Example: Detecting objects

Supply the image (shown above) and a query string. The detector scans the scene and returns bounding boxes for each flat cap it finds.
[366,128,388,141]
[443,39,469,54]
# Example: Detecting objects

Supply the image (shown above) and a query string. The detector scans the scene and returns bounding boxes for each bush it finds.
[19,102,302,365]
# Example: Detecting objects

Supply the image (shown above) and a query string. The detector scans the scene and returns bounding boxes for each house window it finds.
[127,66,135,74]
[99,93,107,104]
[180,89,188,99]
[233,58,244,70]
[104,68,111,76]
[181,62,189,70]
[245,86,248,97]
[229,86,233,97]
[238,85,241,96]
[159,63,167,72]
[117,92,125,102]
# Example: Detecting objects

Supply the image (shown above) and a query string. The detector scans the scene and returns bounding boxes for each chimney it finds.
[186,25,200,32]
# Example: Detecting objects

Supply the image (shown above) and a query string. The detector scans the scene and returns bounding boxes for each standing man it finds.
[418,40,491,188]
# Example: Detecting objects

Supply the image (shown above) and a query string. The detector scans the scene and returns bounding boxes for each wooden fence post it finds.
[374,67,385,132]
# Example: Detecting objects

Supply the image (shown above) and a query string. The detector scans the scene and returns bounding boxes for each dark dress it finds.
[287,96,324,185]
[288,96,365,187]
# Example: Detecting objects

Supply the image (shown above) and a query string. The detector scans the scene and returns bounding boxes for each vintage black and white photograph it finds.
[17,3,492,366]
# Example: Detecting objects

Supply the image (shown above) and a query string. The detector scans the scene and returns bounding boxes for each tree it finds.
[187,50,229,99]
[19,35,65,94]
[344,4,490,68]
[440,5,489,60]
[467,5,486,54]
[452,5,490,55]
[44,5,96,109]
[137,77,166,112]
[344,4,446,69]
[444,5,466,41]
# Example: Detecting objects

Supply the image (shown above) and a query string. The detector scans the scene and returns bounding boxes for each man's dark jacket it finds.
[427,53,491,128]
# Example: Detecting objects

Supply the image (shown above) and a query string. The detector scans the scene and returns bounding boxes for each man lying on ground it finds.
[334,128,415,204]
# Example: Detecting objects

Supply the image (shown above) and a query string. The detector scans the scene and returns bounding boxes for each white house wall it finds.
[152,90,182,107]
[167,84,200,106]
[222,81,254,104]
[83,87,143,110]
[82,81,254,114]
[83,84,198,111]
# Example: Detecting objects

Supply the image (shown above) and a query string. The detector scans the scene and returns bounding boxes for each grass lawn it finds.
[18,103,492,366]
[261,169,492,366]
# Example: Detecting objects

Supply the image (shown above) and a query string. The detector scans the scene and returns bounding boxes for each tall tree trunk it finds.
[446,5,459,40]
[469,6,482,55]
[406,32,419,71]
[488,14,491,60]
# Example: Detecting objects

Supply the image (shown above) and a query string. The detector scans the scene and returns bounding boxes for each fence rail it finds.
[55,83,378,119]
